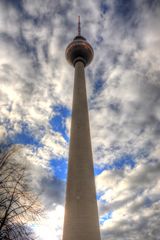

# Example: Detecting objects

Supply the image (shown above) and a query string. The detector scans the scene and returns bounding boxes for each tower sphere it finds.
[65,35,94,67]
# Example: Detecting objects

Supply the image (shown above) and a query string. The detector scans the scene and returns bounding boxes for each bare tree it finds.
[0,146,42,240]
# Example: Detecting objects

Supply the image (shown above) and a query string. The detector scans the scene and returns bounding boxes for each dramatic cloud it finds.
[96,158,160,240]
[0,0,160,239]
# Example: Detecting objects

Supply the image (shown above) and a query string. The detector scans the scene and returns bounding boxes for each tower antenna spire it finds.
[78,16,81,35]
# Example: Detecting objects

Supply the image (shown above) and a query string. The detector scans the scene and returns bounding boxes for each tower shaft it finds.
[62,61,101,240]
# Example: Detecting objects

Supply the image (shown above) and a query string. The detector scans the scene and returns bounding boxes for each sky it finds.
[0,0,160,239]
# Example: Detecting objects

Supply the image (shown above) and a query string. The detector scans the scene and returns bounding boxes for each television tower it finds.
[62,17,101,240]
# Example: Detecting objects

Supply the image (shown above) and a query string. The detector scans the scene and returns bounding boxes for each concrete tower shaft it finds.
[62,18,101,240]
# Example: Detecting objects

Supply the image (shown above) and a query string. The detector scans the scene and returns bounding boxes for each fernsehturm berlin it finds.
[62,17,101,240]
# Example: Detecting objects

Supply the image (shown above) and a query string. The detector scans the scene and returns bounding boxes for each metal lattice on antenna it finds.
[78,16,81,35]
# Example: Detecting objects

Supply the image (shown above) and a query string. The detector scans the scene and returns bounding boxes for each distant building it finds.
[62,17,101,240]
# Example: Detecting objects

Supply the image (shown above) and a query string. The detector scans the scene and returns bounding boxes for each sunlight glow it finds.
[34,205,64,240]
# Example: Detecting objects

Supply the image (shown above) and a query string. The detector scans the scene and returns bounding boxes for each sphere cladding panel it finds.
[65,39,94,67]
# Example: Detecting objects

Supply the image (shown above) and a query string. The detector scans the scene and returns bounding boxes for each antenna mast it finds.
[78,16,81,35]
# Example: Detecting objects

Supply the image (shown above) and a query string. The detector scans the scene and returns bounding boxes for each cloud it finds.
[34,205,64,240]
[96,157,160,239]
[0,0,160,239]
[88,0,160,167]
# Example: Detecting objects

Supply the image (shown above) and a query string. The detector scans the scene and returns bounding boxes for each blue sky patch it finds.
[144,197,152,208]
[97,191,106,200]
[2,0,23,12]
[12,123,42,147]
[1,121,43,148]
[50,158,68,181]
[12,131,40,146]
[94,154,135,176]
[16,34,37,56]
[100,211,112,225]
[95,36,103,45]
[50,105,71,142]
[100,2,109,14]
[108,102,121,113]
[94,166,104,176]
[94,79,104,94]
[115,0,135,21]
[54,105,71,118]
[113,155,135,169]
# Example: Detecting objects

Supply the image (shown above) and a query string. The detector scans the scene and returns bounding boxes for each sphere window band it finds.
[65,37,94,67]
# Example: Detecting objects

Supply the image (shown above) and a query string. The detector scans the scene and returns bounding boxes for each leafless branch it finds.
[0,146,43,240]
